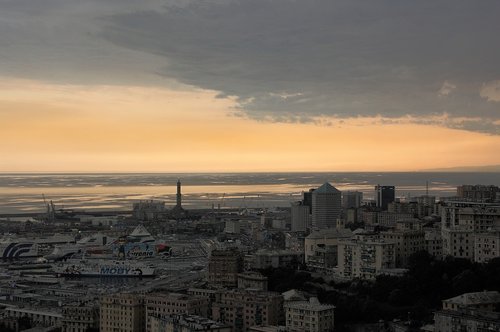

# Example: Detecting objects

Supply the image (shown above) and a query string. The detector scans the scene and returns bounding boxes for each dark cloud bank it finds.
[2,0,500,133]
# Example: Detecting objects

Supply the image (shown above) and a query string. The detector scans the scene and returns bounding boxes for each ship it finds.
[53,259,155,277]
[0,241,39,260]
[0,238,39,261]
[45,233,114,261]
[45,225,171,261]
[0,233,74,260]
[112,225,172,259]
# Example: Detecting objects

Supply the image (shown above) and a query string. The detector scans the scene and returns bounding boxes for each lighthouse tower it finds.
[171,179,185,217]
[176,179,182,208]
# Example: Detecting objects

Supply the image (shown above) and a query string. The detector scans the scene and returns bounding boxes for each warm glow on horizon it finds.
[2,78,500,173]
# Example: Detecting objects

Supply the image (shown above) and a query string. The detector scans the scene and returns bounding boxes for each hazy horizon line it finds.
[1,169,500,175]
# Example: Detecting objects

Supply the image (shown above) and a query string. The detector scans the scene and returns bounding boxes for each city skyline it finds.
[1,1,500,172]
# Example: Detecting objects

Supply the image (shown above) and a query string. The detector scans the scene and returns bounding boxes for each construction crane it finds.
[218,193,226,212]
[41,194,55,222]
[42,194,49,221]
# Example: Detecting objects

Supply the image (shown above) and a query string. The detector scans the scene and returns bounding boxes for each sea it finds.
[0,172,499,214]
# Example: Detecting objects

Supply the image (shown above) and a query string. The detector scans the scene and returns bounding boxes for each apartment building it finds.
[61,301,99,332]
[424,227,443,258]
[149,314,232,332]
[4,307,62,329]
[380,220,425,267]
[212,289,284,332]
[238,272,268,291]
[100,293,145,332]
[284,297,335,332]
[434,291,500,332]
[304,228,353,271]
[337,234,396,280]
[208,248,244,288]
[474,229,500,263]
[441,202,500,260]
[145,293,210,332]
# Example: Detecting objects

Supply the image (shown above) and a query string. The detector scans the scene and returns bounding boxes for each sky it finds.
[1,0,500,172]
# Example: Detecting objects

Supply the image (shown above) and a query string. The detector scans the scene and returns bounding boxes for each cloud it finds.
[480,80,500,102]
[438,81,457,97]
[1,0,500,133]
[0,0,174,86]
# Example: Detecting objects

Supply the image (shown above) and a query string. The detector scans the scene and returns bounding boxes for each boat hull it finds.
[54,261,155,277]
[0,242,39,260]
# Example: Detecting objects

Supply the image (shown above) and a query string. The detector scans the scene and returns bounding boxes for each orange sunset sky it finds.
[1,1,500,172]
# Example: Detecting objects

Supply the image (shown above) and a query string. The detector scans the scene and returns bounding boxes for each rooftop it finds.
[314,182,340,194]
[282,289,307,302]
[152,314,231,330]
[306,228,353,239]
[443,291,500,307]
[284,297,335,311]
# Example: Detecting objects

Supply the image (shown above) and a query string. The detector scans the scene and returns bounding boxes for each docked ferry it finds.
[0,239,40,260]
[54,259,155,277]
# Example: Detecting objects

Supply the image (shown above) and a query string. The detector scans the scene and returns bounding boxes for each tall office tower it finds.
[375,185,395,210]
[311,182,342,230]
[291,201,312,232]
[342,191,363,209]
[303,188,315,213]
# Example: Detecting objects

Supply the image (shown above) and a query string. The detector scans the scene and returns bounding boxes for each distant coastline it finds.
[419,165,500,172]
[0,172,499,214]
[1,165,500,174]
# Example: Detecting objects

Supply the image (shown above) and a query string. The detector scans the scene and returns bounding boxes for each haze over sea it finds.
[0,173,499,214]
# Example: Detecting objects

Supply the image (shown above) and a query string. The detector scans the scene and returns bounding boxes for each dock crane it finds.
[42,194,55,222]
[218,193,226,213]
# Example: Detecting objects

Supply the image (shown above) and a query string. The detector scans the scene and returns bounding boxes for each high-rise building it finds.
[311,183,342,230]
[303,189,315,213]
[375,185,395,210]
[342,191,363,209]
[291,201,311,232]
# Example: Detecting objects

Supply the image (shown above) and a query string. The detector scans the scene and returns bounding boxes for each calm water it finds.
[0,172,499,214]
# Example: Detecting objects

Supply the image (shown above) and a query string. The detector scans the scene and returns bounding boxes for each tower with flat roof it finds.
[375,185,395,210]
